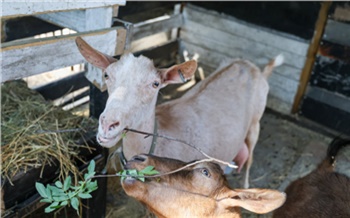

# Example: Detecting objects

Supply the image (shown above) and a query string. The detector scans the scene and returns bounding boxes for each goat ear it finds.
[75,37,117,70]
[159,60,197,85]
[220,189,286,214]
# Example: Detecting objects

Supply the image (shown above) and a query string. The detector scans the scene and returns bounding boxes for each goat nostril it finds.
[132,155,146,162]
[108,121,120,131]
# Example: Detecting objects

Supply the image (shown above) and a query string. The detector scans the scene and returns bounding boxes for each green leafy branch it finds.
[117,166,159,182]
[35,160,98,215]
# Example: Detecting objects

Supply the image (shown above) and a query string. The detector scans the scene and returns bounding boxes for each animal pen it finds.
[1,2,349,218]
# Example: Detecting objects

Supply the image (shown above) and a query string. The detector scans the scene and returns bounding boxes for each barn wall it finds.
[300,2,350,135]
[179,4,312,114]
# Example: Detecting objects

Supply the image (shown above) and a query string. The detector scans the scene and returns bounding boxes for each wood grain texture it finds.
[1,28,121,82]
[323,19,350,47]
[292,2,331,113]
[2,1,125,18]
[133,14,183,41]
[183,4,310,56]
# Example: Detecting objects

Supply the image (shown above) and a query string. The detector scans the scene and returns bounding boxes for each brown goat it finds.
[273,137,350,218]
[121,154,286,218]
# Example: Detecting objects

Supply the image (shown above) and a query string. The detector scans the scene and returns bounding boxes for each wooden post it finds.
[291,2,332,113]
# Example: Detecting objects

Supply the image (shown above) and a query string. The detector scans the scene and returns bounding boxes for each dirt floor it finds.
[103,108,350,218]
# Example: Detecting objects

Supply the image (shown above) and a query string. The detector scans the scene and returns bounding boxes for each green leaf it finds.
[63,176,71,191]
[137,172,145,182]
[35,182,48,198]
[55,181,63,188]
[140,166,159,175]
[68,191,75,198]
[46,185,52,200]
[49,186,65,195]
[71,197,79,212]
[45,205,56,213]
[88,160,95,175]
[45,201,60,213]
[40,199,52,203]
[53,195,69,202]
[60,200,68,206]
[78,193,92,199]
[86,180,98,191]
[140,166,155,174]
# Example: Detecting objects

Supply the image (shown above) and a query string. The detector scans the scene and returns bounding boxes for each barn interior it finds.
[1,2,350,218]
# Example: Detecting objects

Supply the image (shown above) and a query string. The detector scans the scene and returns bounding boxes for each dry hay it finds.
[1,80,97,185]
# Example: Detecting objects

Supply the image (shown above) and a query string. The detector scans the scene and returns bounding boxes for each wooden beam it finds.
[291,2,332,113]
[133,14,183,41]
[2,1,125,18]
[183,4,310,56]
[323,19,350,47]
[35,10,87,32]
[1,27,124,83]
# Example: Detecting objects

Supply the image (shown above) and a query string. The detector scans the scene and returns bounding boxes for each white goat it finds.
[76,37,283,188]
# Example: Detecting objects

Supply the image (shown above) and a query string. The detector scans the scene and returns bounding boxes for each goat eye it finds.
[201,168,210,177]
[104,72,109,79]
[152,81,160,88]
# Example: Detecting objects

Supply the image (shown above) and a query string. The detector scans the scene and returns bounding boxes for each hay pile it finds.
[1,80,98,185]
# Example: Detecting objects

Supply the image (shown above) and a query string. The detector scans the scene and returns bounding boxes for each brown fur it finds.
[273,138,350,218]
[122,154,286,218]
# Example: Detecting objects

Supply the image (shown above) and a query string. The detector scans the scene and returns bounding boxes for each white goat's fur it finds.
[75,37,283,188]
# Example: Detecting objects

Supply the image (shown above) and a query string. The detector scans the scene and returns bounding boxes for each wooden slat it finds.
[306,86,350,114]
[292,2,331,113]
[267,95,293,114]
[181,21,306,72]
[2,1,125,18]
[1,27,123,83]
[35,10,86,32]
[181,40,302,82]
[301,97,350,136]
[183,4,310,56]
[133,14,183,41]
[268,73,299,104]
[323,19,350,47]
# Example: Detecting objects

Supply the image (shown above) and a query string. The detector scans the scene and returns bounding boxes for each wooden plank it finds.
[35,10,86,32]
[181,21,307,71]
[85,7,114,31]
[323,19,350,47]
[181,40,303,81]
[309,55,350,98]
[133,14,183,41]
[2,1,125,18]
[183,4,310,56]
[266,95,293,114]
[292,2,331,113]
[300,97,350,135]
[268,73,299,105]
[1,27,122,83]
[306,86,350,114]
